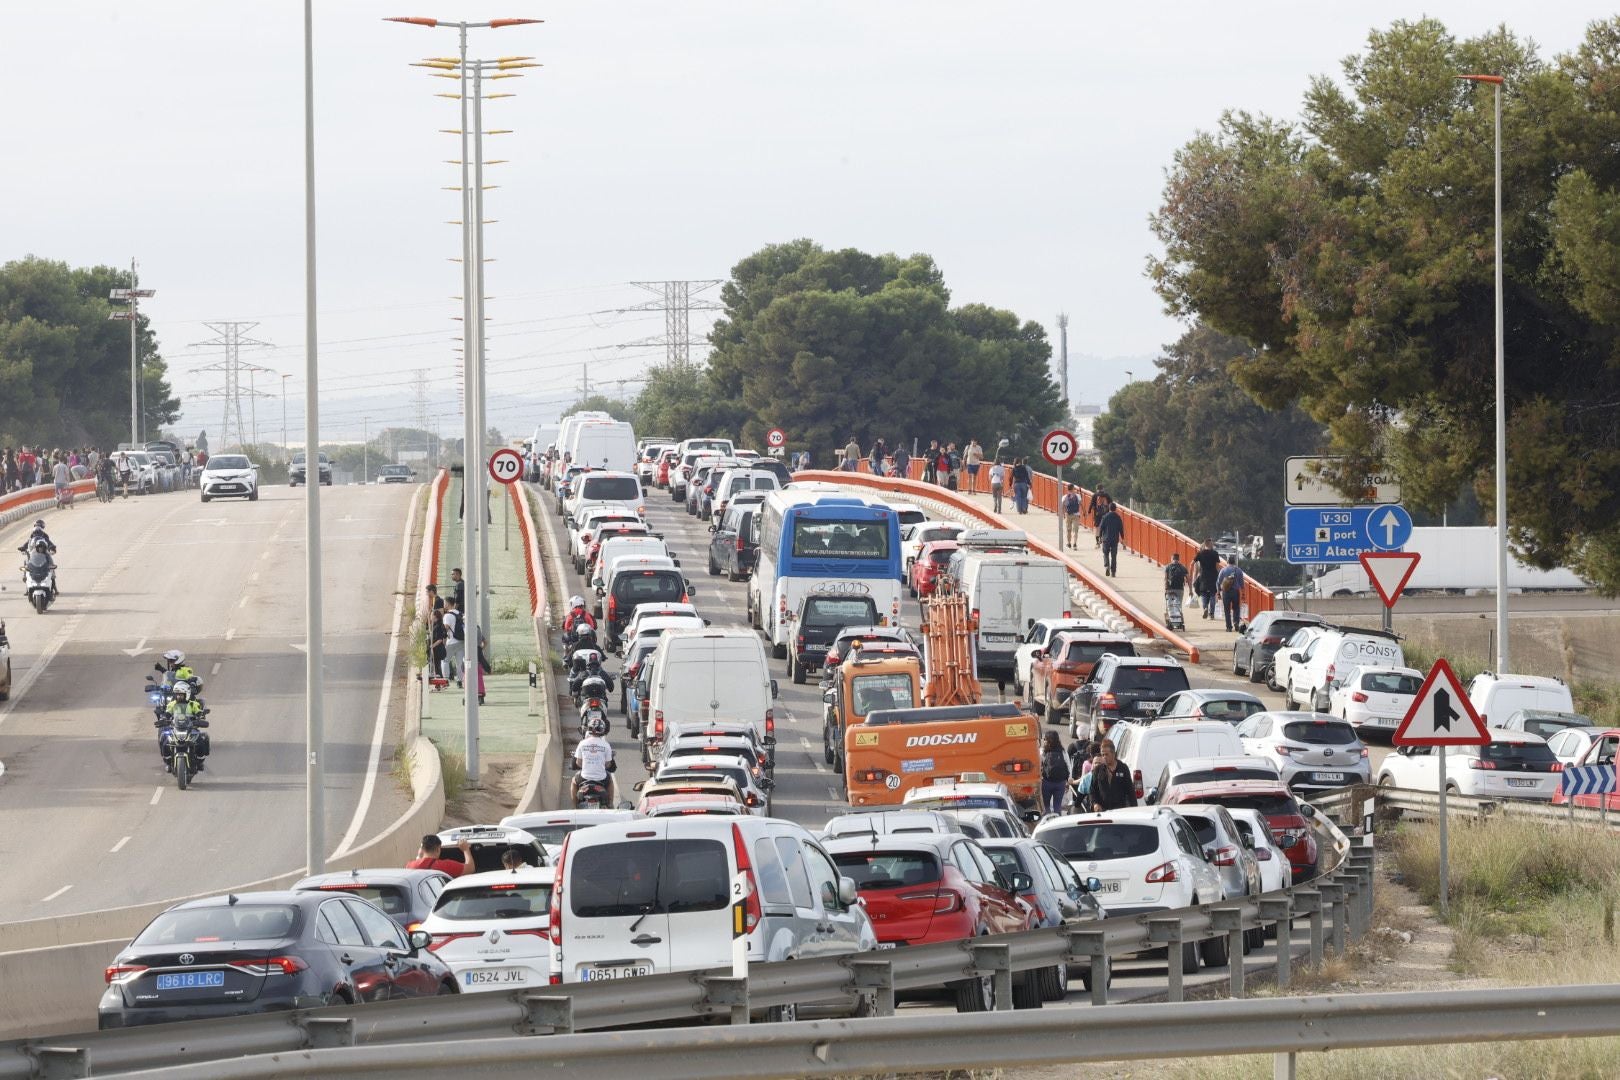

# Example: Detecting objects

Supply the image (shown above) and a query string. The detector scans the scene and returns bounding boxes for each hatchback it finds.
[1379,730,1561,802]
[1236,712,1370,791]
[1546,725,1602,768]
[99,890,450,1028]
[1168,804,1263,959]
[1500,709,1595,742]
[1154,689,1267,725]
[910,539,961,599]
[1158,780,1320,884]
[292,868,450,933]
[1329,666,1423,732]
[421,867,555,993]
[1231,611,1326,683]
[1226,808,1290,899]
[1146,755,1282,805]
[979,837,1109,999]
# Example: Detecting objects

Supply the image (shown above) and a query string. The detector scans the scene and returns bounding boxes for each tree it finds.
[1093,325,1326,542]
[1148,18,1620,588]
[0,256,178,448]
[630,361,745,442]
[561,396,633,423]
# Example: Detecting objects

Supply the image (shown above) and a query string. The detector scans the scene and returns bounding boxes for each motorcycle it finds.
[155,708,210,790]
[21,554,54,614]
[574,776,611,810]
[576,677,611,735]
[563,624,599,667]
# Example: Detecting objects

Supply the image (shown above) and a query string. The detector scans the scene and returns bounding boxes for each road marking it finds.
[120,637,149,658]
[211,661,222,675]
[261,551,270,560]
[110,836,131,853]
[250,572,259,581]
[332,479,425,860]
[225,628,236,641]
[39,885,72,903]
[150,787,163,806]
[237,595,249,609]
[827,785,840,800]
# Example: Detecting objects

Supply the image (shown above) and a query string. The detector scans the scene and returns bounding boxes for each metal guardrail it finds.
[1313,784,1620,832]
[1,826,1369,1079]
[88,983,1620,1080]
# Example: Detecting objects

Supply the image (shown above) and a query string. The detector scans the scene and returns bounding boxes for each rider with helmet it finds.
[155,680,212,772]
[159,649,199,692]
[562,595,596,642]
[20,534,57,599]
[571,716,615,804]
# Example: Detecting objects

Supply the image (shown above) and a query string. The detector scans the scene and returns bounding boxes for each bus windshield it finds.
[793,519,890,559]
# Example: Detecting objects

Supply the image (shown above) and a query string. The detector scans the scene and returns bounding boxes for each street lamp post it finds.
[302,0,327,876]
[364,416,371,484]
[281,374,290,463]
[1459,72,1507,671]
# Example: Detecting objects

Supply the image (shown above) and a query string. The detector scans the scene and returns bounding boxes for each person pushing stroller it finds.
[1163,552,1189,631]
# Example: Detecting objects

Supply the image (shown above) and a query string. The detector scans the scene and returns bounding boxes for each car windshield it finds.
[830,850,941,890]
[582,476,640,502]
[1268,620,1318,640]
[793,519,890,559]
[982,848,1025,881]
[434,881,552,920]
[1041,823,1161,861]
[1518,714,1593,738]
[136,905,299,944]
[1063,641,1133,664]
[569,839,729,917]
[927,548,955,565]
[851,673,917,714]
[1362,671,1422,694]
[208,455,250,470]
[1200,698,1265,722]
[1113,667,1190,694]
[1282,720,1359,745]
[662,765,752,790]
[1475,741,1560,768]
[804,597,878,627]
[1174,765,1277,785]
[1202,792,1300,817]
[308,884,407,914]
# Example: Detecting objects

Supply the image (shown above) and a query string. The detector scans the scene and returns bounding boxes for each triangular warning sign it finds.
[1360,551,1421,608]
[1393,658,1489,746]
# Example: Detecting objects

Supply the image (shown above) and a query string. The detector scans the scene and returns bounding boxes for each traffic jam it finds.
[96,417,1581,1027]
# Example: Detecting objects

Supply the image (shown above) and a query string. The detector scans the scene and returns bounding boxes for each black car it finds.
[1232,611,1326,683]
[979,838,1108,998]
[292,868,451,932]
[605,568,691,648]
[1068,655,1192,740]
[99,890,453,1029]
[707,504,760,582]
[790,593,880,685]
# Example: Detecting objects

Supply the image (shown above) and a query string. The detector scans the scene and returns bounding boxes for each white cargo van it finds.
[566,470,645,522]
[1467,673,1575,728]
[555,412,613,465]
[1113,720,1246,805]
[949,530,1072,679]
[644,629,778,755]
[569,421,637,473]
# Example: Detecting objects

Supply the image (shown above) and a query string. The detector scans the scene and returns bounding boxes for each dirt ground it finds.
[440,754,531,828]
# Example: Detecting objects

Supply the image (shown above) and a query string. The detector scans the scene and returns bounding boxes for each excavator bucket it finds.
[919,593,980,707]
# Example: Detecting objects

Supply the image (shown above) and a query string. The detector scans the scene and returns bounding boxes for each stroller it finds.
[1164,589,1186,631]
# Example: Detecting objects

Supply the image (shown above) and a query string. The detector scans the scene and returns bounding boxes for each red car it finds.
[826,832,1037,1011]
[1160,779,1320,884]
[656,450,677,489]
[1551,728,1620,809]
[909,540,960,599]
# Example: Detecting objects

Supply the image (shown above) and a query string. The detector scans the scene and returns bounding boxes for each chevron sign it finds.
[1560,764,1617,797]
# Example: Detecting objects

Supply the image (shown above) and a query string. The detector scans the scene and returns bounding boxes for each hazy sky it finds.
[0,2,1597,443]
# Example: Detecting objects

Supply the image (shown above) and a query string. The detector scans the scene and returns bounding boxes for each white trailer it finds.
[1307,527,1588,597]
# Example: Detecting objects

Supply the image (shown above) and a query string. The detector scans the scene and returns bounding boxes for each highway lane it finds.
[0,483,415,922]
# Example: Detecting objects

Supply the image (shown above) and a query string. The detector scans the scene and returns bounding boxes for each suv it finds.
[1068,655,1193,740]
[1231,611,1325,682]
[1284,626,1404,712]
[708,501,761,582]
[378,463,415,484]
[1168,804,1264,958]
[199,454,258,503]
[790,592,881,685]
[605,567,691,648]
[1028,632,1136,723]
[289,451,332,487]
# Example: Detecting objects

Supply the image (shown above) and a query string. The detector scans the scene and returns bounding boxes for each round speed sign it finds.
[1041,428,1078,467]
[765,428,786,449]
[488,447,524,485]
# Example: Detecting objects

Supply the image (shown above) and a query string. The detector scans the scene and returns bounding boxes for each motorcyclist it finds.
[562,596,596,643]
[155,680,210,772]
[571,716,615,805]
[158,649,200,693]
[21,538,57,599]
[19,520,55,556]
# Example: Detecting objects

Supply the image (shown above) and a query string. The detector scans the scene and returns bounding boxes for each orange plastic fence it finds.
[509,481,542,617]
[798,469,1202,664]
[848,456,1275,620]
[423,469,449,611]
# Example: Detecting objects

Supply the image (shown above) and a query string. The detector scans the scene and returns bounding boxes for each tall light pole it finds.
[303,0,327,876]
[1459,72,1507,671]
[364,416,371,484]
[108,261,154,448]
[281,374,291,461]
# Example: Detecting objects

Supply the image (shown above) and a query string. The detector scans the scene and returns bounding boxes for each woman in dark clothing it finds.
[1039,731,1068,816]
[1010,458,1033,514]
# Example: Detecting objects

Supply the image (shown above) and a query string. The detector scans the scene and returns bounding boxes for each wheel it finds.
[833,742,845,774]
[1011,969,1043,1009]
[1037,961,1068,1001]
[1044,699,1061,726]
[1076,955,1112,993]
[1265,665,1281,693]
[707,554,720,577]
[1178,939,1200,974]
[1232,649,1245,676]
[200,493,210,503]
[791,653,806,685]
[1249,661,1266,684]
[437,981,456,995]
[950,974,992,1013]
[1378,773,1396,788]
[764,1002,797,1023]
[1199,933,1229,968]
[248,488,258,502]
[32,593,47,614]
[823,725,836,765]
[727,563,742,583]
[772,641,787,660]
[619,688,628,716]
[176,757,191,791]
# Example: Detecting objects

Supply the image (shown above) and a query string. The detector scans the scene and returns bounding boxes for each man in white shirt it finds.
[572,718,616,804]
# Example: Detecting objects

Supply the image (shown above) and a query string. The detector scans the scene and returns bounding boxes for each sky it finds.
[0,1,1598,446]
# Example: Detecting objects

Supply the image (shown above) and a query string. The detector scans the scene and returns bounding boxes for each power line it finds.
[619,280,722,368]
[188,322,275,450]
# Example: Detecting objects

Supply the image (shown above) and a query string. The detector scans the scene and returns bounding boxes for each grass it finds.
[408,606,426,668]
[437,745,468,804]
[490,655,537,675]
[1158,1039,1620,1080]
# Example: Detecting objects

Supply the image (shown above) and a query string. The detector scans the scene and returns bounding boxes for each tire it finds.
[833,742,845,774]
[727,563,742,583]
[1265,665,1281,693]
[1178,939,1200,974]
[772,641,787,660]
[619,689,627,716]
[176,756,191,791]
[248,488,258,502]
[1199,933,1229,969]
[32,592,47,614]
[200,493,210,503]
[791,653,806,685]
[823,725,836,765]
[950,974,992,1013]
[1037,962,1068,1001]
[1232,649,1245,677]
[1249,658,1266,684]
[1011,969,1043,1009]
[1044,699,1061,726]
[1076,955,1112,993]
[437,981,456,995]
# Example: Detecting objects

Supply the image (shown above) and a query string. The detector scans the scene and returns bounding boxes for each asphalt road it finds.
[0,482,415,922]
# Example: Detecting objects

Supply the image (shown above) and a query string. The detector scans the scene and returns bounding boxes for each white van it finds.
[553,817,876,1002]
[644,629,778,754]
[570,421,638,473]
[950,531,1072,679]
[566,470,645,522]
[1112,720,1246,804]
[710,468,781,520]
[555,412,613,465]
[1467,673,1575,728]
[1283,626,1405,713]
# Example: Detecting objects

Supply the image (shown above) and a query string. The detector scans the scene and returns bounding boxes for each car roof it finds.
[1172,689,1267,705]
[438,824,539,845]
[1248,710,1350,723]
[641,795,746,815]
[1167,779,1293,799]
[294,868,445,889]
[1165,755,1277,775]
[1051,629,1134,646]
[1342,665,1424,679]
[500,809,638,829]
[658,755,757,773]
[1034,808,1173,829]
[1484,728,1549,744]
[824,832,958,855]
[441,867,555,891]
[172,890,315,910]
[1105,655,1182,667]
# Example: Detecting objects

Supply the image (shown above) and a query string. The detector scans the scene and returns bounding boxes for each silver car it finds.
[1235,711,1371,792]
[1171,804,1264,956]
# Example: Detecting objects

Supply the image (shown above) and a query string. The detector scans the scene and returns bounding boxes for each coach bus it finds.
[748,489,903,659]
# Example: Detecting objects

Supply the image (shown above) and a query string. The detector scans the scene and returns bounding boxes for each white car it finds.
[500,809,640,862]
[1226,808,1290,897]
[900,521,967,585]
[1234,712,1370,793]
[421,866,555,992]
[1268,625,1326,695]
[883,502,929,528]
[1328,665,1423,731]
[902,778,1021,817]
[1285,627,1405,712]
[198,453,258,503]
[654,755,773,815]
[1376,729,1562,801]
[1545,726,1602,768]
[570,505,642,569]
[1033,807,1227,972]
[1014,617,1110,694]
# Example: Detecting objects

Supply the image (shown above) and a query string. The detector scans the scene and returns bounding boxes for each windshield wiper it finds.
[627,853,665,932]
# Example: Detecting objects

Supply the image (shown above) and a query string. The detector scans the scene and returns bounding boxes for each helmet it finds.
[569,595,585,610]
[174,682,193,701]
[32,539,47,553]
[31,520,45,531]
[586,717,608,737]
[163,649,185,666]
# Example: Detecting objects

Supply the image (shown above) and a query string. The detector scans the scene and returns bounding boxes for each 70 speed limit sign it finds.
[488,448,524,485]
[1041,429,1078,467]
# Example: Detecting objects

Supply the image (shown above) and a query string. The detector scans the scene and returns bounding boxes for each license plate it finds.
[582,963,653,981]
[981,633,1018,643]
[464,968,528,986]
[1314,772,1346,782]
[805,643,827,652]
[156,971,224,990]
[1095,880,1123,894]
[1506,778,1538,788]
[875,942,897,950]
[1138,703,1161,715]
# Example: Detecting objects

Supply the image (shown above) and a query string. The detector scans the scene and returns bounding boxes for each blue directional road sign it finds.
[1284,503,1413,565]
[1561,764,1616,799]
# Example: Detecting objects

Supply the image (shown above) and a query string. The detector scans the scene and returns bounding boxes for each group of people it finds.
[1037,728,1137,817]
[423,567,492,702]
[1162,539,1249,632]
[835,437,989,491]
[1,446,93,501]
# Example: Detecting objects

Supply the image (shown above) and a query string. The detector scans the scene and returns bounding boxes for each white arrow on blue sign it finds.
[1560,763,1616,798]
[1283,503,1413,565]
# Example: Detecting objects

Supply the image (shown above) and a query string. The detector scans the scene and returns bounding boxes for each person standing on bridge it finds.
[1061,484,1083,545]
[1216,556,1247,633]
[1098,501,1124,576]
[1192,539,1220,620]
[1010,458,1032,514]
[988,460,1006,514]
[892,443,910,479]
[443,598,466,688]
[842,436,861,472]
[450,567,466,612]
[963,438,984,491]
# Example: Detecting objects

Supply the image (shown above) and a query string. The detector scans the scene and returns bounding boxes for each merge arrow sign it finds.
[1393,658,1489,746]
[1360,551,1422,608]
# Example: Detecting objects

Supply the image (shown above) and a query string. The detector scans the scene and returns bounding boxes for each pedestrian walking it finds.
[869,438,887,476]
[0,448,13,495]
[429,605,449,682]
[988,460,1006,514]
[1010,458,1032,515]
[1192,539,1221,620]
[449,567,466,612]
[963,439,984,492]
[1216,556,1247,632]
[1087,739,1137,812]
[443,599,466,687]
[1061,484,1083,546]
[1098,502,1124,576]
[842,435,861,472]
[1164,552,1189,630]
[922,440,941,485]
[1039,731,1069,816]
[892,443,910,479]
[1088,490,1108,547]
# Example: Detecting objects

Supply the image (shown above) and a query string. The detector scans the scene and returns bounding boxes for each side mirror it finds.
[632,779,647,792]
[670,558,682,568]
[838,876,859,907]
[1144,787,1159,805]
[708,524,716,533]
[823,689,836,704]
[1085,876,1103,894]
[1288,652,1302,662]
[617,800,635,811]
[1027,618,1036,630]
[770,680,780,699]
[759,777,775,790]
[702,619,712,627]
[408,929,432,952]
[1300,804,1318,820]
[1202,848,1214,863]
[1007,872,1034,893]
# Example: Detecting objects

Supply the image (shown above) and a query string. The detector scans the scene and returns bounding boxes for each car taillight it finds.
[1360,747,1369,759]
[853,767,891,784]
[104,963,148,984]
[654,710,664,739]
[731,823,762,934]
[1551,761,1564,772]
[1262,636,1281,645]
[1325,663,1335,682]
[549,835,569,959]
[607,597,617,620]
[1098,693,1118,710]
[1274,745,1295,756]
[970,608,980,629]
[797,634,805,646]
[1467,758,1497,770]
[736,535,745,551]
[1211,845,1239,867]
[1145,861,1179,883]
[1350,691,1368,703]
[899,889,963,914]
[1055,662,1083,673]
[229,956,309,976]
[1062,609,1071,619]
[765,709,775,738]
[1133,768,1142,798]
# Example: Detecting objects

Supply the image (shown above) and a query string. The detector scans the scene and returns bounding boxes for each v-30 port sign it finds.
[1284,504,1413,565]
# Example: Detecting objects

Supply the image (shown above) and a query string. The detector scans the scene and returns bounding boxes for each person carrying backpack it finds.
[1216,557,1247,632]
[1061,485,1084,545]
[443,598,466,687]
[1040,731,1069,816]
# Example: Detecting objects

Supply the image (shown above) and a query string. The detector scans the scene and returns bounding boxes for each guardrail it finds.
[1313,784,1620,831]
[79,983,1620,1080]
[0,817,1366,1077]
[0,480,98,531]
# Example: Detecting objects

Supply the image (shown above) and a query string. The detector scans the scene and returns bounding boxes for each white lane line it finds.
[110,836,131,853]
[225,628,237,641]
[250,572,260,581]
[331,479,425,859]
[237,595,249,609]
[40,885,72,903]
[827,785,840,800]
[261,551,270,560]
[211,661,223,675]
[150,787,163,806]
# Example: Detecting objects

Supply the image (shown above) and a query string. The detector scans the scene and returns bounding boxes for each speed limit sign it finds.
[488,448,524,485]
[1041,429,1078,467]
[765,428,786,449]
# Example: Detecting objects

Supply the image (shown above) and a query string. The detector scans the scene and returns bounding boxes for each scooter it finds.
[21,555,54,614]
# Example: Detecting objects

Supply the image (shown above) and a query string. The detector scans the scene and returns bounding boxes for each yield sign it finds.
[1393,658,1489,746]
[1360,551,1422,607]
